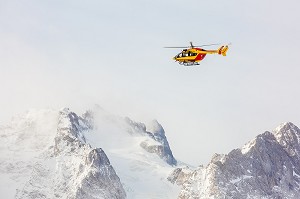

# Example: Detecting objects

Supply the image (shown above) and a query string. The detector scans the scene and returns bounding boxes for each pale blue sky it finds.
[1,0,300,165]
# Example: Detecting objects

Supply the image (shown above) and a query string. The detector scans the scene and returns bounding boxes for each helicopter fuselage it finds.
[173,45,228,66]
[173,48,207,63]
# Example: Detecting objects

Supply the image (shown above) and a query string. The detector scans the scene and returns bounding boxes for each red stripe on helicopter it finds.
[195,53,206,61]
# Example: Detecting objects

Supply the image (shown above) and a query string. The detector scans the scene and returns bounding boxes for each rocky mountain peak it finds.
[273,122,300,144]
[86,148,111,168]
[0,108,126,199]
[274,122,299,134]
[273,122,300,163]
[149,119,165,136]
[54,108,89,155]
[124,117,177,166]
[173,122,300,199]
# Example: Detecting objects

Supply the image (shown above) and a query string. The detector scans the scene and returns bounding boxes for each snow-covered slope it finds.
[0,107,179,199]
[82,107,179,198]
[171,122,300,199]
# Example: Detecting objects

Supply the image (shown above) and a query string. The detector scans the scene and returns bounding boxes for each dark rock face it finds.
[173,122,300,199]
[76,148,126,199]
[54,108,89,155]
[126,118,177,166]
[168,167,194,185]
[150,120,177,166]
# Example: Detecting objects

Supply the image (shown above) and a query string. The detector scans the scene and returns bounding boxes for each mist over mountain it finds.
[1,107,300,199]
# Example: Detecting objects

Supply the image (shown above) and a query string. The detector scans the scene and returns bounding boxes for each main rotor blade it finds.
[164,43,227,48]
[164,46,189,48]
[193,43,221,47]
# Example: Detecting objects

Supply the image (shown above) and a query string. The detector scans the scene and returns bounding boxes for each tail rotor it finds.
[217,45,229,56]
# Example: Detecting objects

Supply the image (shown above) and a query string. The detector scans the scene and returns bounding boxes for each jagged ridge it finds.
[0,108,126,199]
[171,122,300,199]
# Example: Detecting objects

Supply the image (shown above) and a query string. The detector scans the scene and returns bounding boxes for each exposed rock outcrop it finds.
[173,122,300,199]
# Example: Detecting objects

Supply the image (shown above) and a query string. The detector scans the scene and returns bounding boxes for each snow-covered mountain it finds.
[170,122,300,199]
[2,107,300,199]
[0,108,126,199]
[0,107,179,199]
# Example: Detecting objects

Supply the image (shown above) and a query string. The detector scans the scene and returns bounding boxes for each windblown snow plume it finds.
[0,108,126,199]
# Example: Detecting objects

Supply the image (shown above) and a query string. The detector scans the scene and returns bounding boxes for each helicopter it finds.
[165,42,229,66]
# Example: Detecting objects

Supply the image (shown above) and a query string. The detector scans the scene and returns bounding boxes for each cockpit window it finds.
[175,51,197,58]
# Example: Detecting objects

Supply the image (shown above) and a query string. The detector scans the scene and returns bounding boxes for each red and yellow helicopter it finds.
[165,42,229,66]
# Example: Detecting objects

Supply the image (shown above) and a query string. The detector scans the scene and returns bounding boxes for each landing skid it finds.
[177,61,200,66]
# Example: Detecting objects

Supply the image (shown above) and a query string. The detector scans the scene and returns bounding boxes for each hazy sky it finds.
[1,0,300,165]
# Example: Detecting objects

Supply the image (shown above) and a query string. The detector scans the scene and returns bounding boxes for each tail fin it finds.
[218,45,229,56]
[222,46,228,56]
